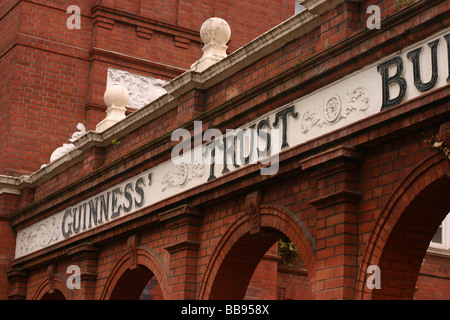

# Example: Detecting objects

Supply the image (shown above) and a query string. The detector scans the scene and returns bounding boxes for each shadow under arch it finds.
[198,203,317,300]
[355,152,450,300]
[100,246,169,300]
[33,274,73,300]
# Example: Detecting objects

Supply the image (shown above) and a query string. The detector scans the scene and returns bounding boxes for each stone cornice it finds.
[0,175,21,195]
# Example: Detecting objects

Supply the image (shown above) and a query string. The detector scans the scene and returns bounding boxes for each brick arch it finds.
[33,274,74,300]
[100,246,169,300]
[355,152,450,300]
[198,203,317,300]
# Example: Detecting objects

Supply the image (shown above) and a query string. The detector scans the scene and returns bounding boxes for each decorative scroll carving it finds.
[47,264,56,294]
[161,163,205,192]
[300,86,369,133]
[127,235,139,270]
[246,191,262,234]
[51,123,86,162]
[18,217,60,257]
[41,123,86,168]
[107,68,168,109]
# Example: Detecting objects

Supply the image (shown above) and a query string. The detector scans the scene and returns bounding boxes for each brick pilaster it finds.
[6,268,28,300]
[67,243,100,300]
[160,205,202,300]
[0,192,19,300]
[302,145,363,299]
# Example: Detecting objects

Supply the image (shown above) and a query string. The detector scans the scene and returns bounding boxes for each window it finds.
[429,212,450,251]
[295,1,306,15]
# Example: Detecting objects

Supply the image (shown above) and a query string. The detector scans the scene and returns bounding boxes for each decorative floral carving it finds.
[18,217,60,256]
[323,95,341,123]
[107,68,168,109]
[300,86,370,133]
[161,163,205,192]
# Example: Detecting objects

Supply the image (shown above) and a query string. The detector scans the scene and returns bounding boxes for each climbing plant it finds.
[278,239,300,266]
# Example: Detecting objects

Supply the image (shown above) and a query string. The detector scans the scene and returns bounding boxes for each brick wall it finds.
[277,264,312,300]
[245,244,279,300]
[2,0,450,300]
[415,253,450,300]
[0,0,294,176]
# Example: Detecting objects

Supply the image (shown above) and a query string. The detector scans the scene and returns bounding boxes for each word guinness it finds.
[61,174,151,238]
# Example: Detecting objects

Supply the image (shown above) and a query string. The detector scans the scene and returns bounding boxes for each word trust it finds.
[171,107,298,179]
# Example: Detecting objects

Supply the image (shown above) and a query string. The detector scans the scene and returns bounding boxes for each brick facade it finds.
[0,0,449,301]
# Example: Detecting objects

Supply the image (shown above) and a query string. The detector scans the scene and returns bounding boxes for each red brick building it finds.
[0,0,449,301]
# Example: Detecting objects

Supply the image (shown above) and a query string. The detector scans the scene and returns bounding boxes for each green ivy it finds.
[278,239,300,266]
[395,0,414,9]
[111,139,121,147]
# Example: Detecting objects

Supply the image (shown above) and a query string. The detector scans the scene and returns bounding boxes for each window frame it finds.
[428,213,450,257]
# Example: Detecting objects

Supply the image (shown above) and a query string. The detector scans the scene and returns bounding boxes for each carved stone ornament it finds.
[191,17,231,72]
[423,126,450,161]
[127,235,139,270]
[277,286,287,300]
[41,123,86,168]
[161,162,205,192]
[246,191,262,234]
[107,68,168,109]
[300,86,369,133]
[47,264,56,294]
[18,217,60,257]
[439,122,450,149]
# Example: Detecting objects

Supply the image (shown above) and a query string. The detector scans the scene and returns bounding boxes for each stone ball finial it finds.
[191,17,231,72]
[200,17,231,47]
[104,83,129,108]
[96,83,130,132]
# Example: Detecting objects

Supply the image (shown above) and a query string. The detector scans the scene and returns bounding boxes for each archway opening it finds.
[245,237,312,300]
[41,290,66,300]
[139,275,164,300]
[209,227,312,300]
[109,265,163,300]
[415,212,450,299]
[371,175,450,299]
